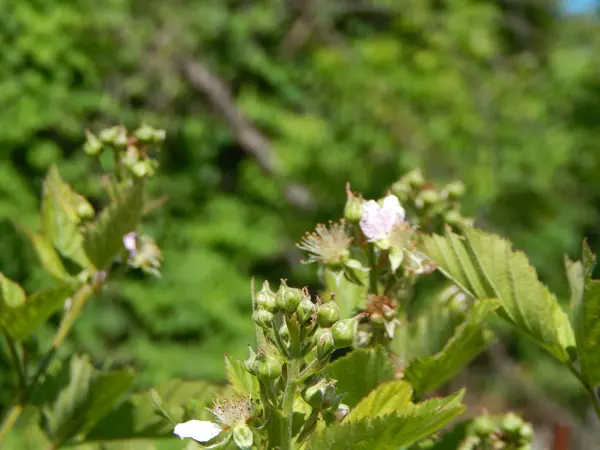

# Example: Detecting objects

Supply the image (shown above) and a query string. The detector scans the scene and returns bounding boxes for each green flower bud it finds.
[256,353,282,381]
[334,404,350,422]
[134,123,155,143]
[244,356,258,376]
[344,184,363,223]
[415,189,439,208]
[83,131,103,156]
[390,181,411,201]
[252,308,273,329]
[99,126,120,145]
[317,302,340,327]
[303,378,338,410]
[131,161,149,177]
[369,312,384,325]
[297,298,316,323]
[256,281,277,312]
[279,322,290,342]
[331,319,357,348]
[444,208,463,226]
[443,181,466,200]
[472,416,496,436]
[501,412,523,434]
[519,423,533,439]
[114,126,128,148]
[404,168,425,188]
[232,423,254,450]
[303,383,324,409]
[276,280,302,314]
[76,201,95,220]
[153,128,166,143]
[315,328,335,360]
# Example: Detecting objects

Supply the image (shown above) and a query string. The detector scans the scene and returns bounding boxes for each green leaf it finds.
[573,242,600,386]
[41,166,90,268]
[323,347,395,406]
[307,390,465,450]
[82,179,145,270]
[40,354,135,447]
[0,272,26,308]
[19,226,73,283]
[422,227,575,362]
[0,285,72,341]
[85,379,227,442]
[225,353,259,396]
[346,380,414,422]
[404,300,498,397]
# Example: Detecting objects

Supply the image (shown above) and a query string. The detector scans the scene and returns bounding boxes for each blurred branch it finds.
[180,59,314,209]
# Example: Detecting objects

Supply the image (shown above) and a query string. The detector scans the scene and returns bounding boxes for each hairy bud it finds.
[317,302,340,328]
[83,131,103,156]
[252,308,273,330]
[276,280,302,314]
[255,281,277,313]
[344,183,363,223]
[315,328,335,361]
[332,319,357,348]
[256,354,282,381]
[296,298,316,324]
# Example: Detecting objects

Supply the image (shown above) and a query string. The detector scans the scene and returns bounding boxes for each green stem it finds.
[567,362,600,420]
[367,244,379,295]
[0,277,102,445]
[280,359,301,450]
[1,329,25,393]
[0,404,23,441]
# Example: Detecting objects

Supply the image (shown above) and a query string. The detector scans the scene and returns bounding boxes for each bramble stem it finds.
[280,358,301,450]
[567,362,600,420]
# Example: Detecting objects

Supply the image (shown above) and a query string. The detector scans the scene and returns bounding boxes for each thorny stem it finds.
[280,358,301,450]
[0,276,104,444]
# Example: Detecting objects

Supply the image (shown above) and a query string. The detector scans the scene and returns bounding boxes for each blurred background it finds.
[1,0,600,447]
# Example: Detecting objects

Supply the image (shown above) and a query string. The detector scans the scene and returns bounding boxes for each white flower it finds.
[359,195,406,242]
[173,420,222,442]
[123,232,138,258]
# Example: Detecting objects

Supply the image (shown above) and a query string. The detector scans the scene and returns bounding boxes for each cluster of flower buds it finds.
[390,168,472,233]
[460,412,533,450]
[248,281,358,366]
[84,124,165,178]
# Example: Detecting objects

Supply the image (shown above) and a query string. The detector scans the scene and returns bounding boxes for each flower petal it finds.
[360,200,387,241]
[382,195,405,222]
[174,420,222,442]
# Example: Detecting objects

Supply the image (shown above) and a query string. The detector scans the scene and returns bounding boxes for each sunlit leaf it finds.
[225,353,259,396]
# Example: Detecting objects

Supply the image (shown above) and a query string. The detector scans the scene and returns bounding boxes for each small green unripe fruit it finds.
[317,302,340,327]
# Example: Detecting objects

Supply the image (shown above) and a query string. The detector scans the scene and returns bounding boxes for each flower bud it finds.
[317,302,340,328]
[331,319,357,348]
[83,131,103,156]
[76,201,95,220]
[132,161,150,177]
[134,123,156,143]
[443,181,466,200]
[252,308,273,330]
[501,413,523,434]
[315,328,335,360]
[256,353,282,381]
[99,126,120,145]
[153,128,166,143]
[334,404,350,422]
[244,356,258,376]
[255,281,277,312]
[519,423,533,439]
[114,126,129,148]
[444,208,463,226]
[404,168,425,188]
[278,322,290,342]
[344,184,363,223]
[296,298,316,324]
[369,312,384,325]
[303,378,338,410]
[232,423,254,450]
[472,416,496,436]
[415,189,439,208]
[276,281,302,314]
[390,181,411,201]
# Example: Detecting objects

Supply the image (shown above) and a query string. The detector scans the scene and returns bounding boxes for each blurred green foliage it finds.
[1,0,600,417]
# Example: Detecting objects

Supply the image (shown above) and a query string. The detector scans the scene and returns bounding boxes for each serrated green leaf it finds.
[346,380,414,422]
[422,227,575,362]
[404,300,498,397]
[82,179,144,270]
[85,379,227,442]
[572,242,600,386]
[19,226,74,283]
[323,347,394,406]
[41,355,135,447]
[0,285,72,341]
[225,353,259,396]
[41,166,91,268]
[307,390,465,450]
[0,272,26,308]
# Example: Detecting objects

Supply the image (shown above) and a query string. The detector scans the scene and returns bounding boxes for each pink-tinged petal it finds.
[173,420,222,442]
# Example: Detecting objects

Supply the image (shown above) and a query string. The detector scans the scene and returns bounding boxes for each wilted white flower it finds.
[173,395,255,444]
[296,220,352,268]
[360,195,405,245]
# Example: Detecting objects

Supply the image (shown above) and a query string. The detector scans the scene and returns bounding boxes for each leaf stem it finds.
[0,404,23,441]
[567,362,600,420]
[367,244,379,294]
[1,329,25,393]
[280,358,301,450]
